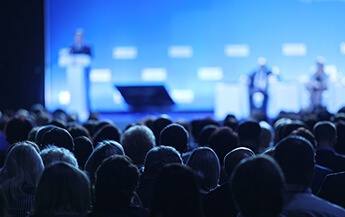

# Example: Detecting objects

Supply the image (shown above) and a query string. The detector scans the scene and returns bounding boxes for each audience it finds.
[3,104,345,217]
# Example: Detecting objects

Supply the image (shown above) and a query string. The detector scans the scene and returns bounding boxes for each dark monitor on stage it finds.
[115,85,175,108]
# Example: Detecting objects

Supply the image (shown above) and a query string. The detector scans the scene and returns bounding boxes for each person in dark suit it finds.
[314,121,345,172]
[318,171,345,208]
[70,29,92,56]
[274,135,345,216]
[248,57,272,120]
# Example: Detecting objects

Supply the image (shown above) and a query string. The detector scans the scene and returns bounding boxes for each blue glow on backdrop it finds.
[44,0,345,114]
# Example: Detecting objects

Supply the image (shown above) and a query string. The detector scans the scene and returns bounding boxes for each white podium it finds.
[59,49,90,121]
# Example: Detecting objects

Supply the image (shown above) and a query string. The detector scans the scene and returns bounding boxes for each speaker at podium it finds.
[59,49,90,121]
[115,85,175,112]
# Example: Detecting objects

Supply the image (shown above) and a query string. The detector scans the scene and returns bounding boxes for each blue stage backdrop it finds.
[44,0,345,115]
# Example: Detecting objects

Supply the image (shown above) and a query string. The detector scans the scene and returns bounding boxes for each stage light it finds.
[58,91,71,105]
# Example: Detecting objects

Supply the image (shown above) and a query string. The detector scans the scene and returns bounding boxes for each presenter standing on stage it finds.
[60,28,92,121]
[306,57,328,112]
[248,57,273,120]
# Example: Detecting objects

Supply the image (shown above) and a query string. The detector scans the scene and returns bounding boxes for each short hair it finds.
[41,127,75,152]
[74,136,94,169]
[34,162,91,216]
[0,142,44,200]
[290,127,317,149]
[84,140,124,184]
[187,147,220,191]
[149,115,173,146]
[224,147,255,177]
[121,125,155,167]
[34,125,57,148]
[144,146,182,178]
[231,155,285,217]
[274,135,315,186]
[238,120,262,153]
[92,124,122,146]
[197,124,218,147]
[313,121,337,144]
[94,155,139,210]
[160,123,189,154]
[67,124,91,139]
[149,164,203,217]
[4,117,33,144]
[208,126,239,165]
[40,145,78,167]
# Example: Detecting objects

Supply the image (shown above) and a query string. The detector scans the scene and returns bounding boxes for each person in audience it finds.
[149,164,204,217]
[136,146,182,208]
[258,121,274,153]
[4,117,33,145]
[237,120,262,153]
[191,117,220,146]
[34,125,57,149]
[208,126,238,166]
[92,124,122,147]
[290,127,333,194]
[147,115,172,146]
[318,171,345,209]
[231,155,285,217]
[121,125,155,168]
[274,135,345,216]
[313,121,345,172]
[186,147,220,194]
[203,147,254,217]
[197,125,218,147]
[67,124,91,140]
[89,155,148,217]
[41,127,75,152]
[0,142,44,217]
[31,162,91,217]
[84,140,124,185]
[74,136,93,169]
[159,123,188,154]
[223,114,238,131]
[40,145,78,167]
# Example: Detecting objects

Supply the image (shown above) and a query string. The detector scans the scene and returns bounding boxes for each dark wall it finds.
[0,0,44,112]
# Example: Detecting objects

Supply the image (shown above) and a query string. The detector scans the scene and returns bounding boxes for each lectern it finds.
[59,50,90,121]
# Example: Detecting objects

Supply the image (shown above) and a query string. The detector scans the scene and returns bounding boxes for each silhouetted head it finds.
[34,162,91,216]
[149,164,203,217]
[144,146,182,178]
[94,155,139,210]
[231,155,284,217]
[187,147,220,192]
[224,147,255,177]
[274,135,315,186]
[160,123,189,154]
[208,126,239,166]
